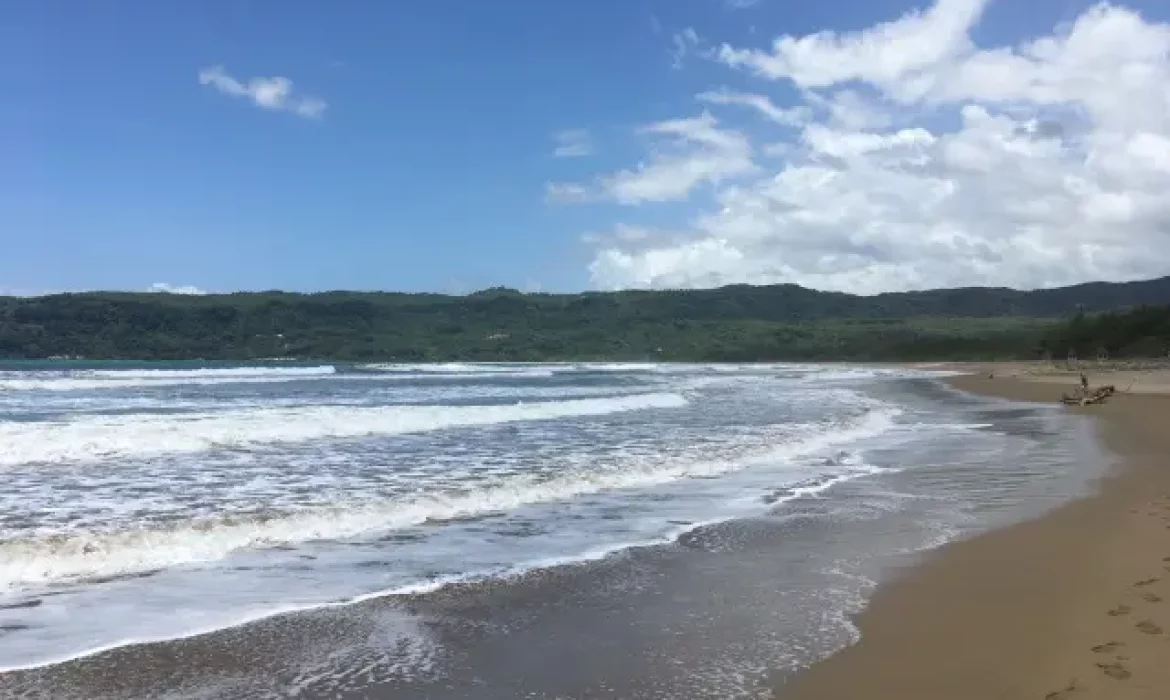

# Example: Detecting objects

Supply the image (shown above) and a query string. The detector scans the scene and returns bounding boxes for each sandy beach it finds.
[779,365,1170,699]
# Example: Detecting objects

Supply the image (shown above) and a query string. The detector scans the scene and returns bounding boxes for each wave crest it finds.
[0,406,897,590]
[0,392,689,467]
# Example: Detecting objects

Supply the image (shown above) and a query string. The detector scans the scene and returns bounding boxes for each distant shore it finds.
[778,365,1170,698]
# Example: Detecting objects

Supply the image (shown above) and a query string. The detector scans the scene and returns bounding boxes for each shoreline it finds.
[3,365,1166,697]
[778,370,1170,699]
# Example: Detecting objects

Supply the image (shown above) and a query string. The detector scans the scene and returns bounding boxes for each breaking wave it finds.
[0,392,689,467]
[0,406,898,590]
[0,365,338,391]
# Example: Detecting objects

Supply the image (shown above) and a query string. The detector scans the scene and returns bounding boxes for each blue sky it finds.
[5,0,1170,296]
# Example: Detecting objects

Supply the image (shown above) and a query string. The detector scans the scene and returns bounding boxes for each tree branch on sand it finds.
[1060,376,1116,406]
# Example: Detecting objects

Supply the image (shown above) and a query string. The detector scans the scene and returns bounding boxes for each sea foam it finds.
[0,365,338,391]
[0,405,896,590]
[0,392,688,467]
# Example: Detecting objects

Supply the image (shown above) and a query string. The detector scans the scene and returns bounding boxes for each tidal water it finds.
[0,362,1103,699]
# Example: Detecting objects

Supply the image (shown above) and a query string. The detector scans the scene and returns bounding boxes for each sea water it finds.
[0,362,1103,698]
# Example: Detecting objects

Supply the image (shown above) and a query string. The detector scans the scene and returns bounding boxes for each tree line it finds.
[1039,305,1170,360]
[0,278,1167,361]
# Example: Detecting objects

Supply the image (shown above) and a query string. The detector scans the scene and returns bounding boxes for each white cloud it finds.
[552,129,593,157]
[545,181,592,203]
[717,0,988,89]
[806,89,894,130]
[551,112,756,205]
[0,288,54,298]
[198,66,326,118]
[581,223,656,246]
[148,283,207,295]
[671,28,701,69]
[697,89,809,126]
[577,1,1170,293]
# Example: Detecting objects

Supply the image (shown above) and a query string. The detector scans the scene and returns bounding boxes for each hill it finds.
[1,276,1168,361]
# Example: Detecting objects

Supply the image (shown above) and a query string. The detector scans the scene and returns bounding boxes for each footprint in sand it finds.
[1135,620,1163,635]
[1091,642,1124,653]
[1140,593,1162,603]
[1096,661,1132,680]
[1133,578,1160,587]
[1108,605,1132,616]
[1045,681,1080,699]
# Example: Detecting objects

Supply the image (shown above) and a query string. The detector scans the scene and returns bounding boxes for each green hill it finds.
[2,276,1168,361]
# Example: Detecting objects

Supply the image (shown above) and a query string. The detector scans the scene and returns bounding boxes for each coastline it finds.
[778,369,1170,699]
[2,363,1167,698]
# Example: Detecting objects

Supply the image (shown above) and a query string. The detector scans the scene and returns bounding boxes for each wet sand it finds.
[779,370,1170,699]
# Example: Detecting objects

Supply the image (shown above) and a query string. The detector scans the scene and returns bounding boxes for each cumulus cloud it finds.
[552,129,593,157]
[804,89,894,131]
[551,112,756,204]
[576,1,1170,293]
[697,89,809,126]
[148,283,207,295]
[716,0,988,89]
[198,66,326,118]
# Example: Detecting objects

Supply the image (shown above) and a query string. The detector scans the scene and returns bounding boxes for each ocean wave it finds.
[0,365,338,392]
[0,392,689,467]
[0,406,897,590]
[354,363,561,380]
[357,363,536,374]
[82,366,338,380]
[571,363,663,372]
[355,370,557,381]
[800,366,937,382]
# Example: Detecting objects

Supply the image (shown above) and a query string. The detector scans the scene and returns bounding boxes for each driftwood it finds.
[1061,384,1115,406]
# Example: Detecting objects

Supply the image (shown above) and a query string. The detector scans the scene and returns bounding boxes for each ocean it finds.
[0,362,1103,699]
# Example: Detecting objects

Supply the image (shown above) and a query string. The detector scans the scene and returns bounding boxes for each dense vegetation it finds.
[1039,305,1170,360]
[1,276,1167,361]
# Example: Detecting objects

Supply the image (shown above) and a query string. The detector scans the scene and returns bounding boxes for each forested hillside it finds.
[1,276,1168,361]
[1040,305,1170,359]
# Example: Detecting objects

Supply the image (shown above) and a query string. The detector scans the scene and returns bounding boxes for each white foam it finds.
[0,365,338,391]
[0,591,443,674]
[802,366,954,382]
[0,392,688,467]
[355,363,562,380]
[781,466,893,503]
[84,366,338,380]
[0,376,322,392]
[0,405,896,591]
[359,363,534,374]
[573,363,663,372]
[359,369,557,381]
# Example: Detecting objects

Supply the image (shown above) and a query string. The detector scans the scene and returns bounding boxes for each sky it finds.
[4,0,1170,296]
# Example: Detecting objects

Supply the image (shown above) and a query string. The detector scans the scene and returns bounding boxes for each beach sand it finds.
[778,367,1170,699]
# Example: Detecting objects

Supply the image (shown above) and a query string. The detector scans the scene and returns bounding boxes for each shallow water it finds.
[0,362,1103,698]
